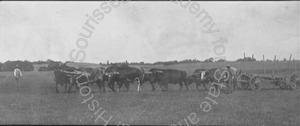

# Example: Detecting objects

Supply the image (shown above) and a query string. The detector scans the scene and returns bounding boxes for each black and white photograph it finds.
[0,1,299,125]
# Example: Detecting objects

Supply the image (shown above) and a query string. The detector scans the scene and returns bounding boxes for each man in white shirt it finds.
[14,65,22,88]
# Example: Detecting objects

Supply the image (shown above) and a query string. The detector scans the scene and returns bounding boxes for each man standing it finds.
[14,65,22,88]
[226,65,239,90]
[226,65,238,76]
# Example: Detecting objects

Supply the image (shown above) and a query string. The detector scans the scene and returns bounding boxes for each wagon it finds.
[236,71,300,90]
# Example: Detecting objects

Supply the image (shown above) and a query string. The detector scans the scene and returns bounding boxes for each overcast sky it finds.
[0,1,299,63]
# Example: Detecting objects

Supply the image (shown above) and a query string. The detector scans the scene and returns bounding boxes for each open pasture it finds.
[0,62,299,125]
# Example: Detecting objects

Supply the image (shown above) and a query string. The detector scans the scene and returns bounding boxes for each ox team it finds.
[53,63,239,93]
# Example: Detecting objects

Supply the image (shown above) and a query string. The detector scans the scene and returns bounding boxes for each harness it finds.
[58,69,91,86]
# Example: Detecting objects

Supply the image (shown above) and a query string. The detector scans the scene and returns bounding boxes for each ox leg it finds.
[159,82,165,91]
[111,82,116,92]
[68,81,76,93]
[196,81,200,91]
[227,80,233,94]
[107,81,112,91]
[102,80,106,93]
[107,81,114,92]
[202,81,208,91]
[109,82,113,92]
[102,81,106,93]
[159,82,163,90]
[165,81,169,91]
[179,82,183,91]
[184,82,189,91]
[166,84,169,91]
[56,84,59,93]
[75,84,79,92]
[96,79,102,92]
[150,82,156,91]
[68,83,73,93]
[117,81,123,92]
[203,82,208,91]
[97,79,106,93]
[125,82,130,92]
[64,83,67,93]
[213,81,219,91]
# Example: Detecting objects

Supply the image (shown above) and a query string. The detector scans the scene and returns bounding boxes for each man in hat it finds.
[226,65,238,78]
[14,65,22,88]
[226,65,239,90]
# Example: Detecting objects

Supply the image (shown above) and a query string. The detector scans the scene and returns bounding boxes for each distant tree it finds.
[0,62,3,72]
[66,61,75,63]
[283,58,287,61]
[2,60,34,71]
[120,63,129,67]
[266,59,272,62]
[47,59,54,63]
[32,60,48,64]
[236,57,256,62]
[47,61,62,71]
[204,58,214,62]
[154,61,164,65]
[216,59,226,62]
[164,60,178,65]
[38,66,49,71]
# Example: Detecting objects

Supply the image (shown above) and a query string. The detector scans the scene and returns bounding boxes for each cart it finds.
[236,71,300,90]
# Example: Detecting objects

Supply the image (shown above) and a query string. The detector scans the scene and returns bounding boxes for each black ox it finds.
[187,68,210,91]
[54,64,106,93]
[140,68,188,91]
[105,65,144,92]
[201,68,238,94]
[53,63,79,93]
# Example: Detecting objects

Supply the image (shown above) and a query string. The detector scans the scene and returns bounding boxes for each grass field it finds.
[0,62,299,125]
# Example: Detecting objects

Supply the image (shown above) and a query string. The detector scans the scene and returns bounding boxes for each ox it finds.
[140,71,162,91]
[67,66,106,93]
[53,63,80,93]
[54,70,72,93]
[187,68,210,91]
[106,65,143,92]
[203,67,240,94]
[143,68,188,91]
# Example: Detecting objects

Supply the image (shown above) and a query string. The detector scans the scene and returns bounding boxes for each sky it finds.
[0,1,299,63]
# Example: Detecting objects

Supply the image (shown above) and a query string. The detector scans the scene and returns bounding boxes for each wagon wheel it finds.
[278,80,287,89]
[250,75,262,90]
[236,73,251,90]
[286,71,300,90]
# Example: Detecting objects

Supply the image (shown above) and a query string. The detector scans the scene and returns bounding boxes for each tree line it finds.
[1,56,296,72]
[0,60,34,72]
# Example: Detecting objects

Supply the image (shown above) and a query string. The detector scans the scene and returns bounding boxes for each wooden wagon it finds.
[236,71,300,90]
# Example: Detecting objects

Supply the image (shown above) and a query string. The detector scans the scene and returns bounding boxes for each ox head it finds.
[140,70,164,86]
[107,72,120,84]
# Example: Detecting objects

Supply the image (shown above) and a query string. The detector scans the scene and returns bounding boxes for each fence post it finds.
[277,59,279,75]
[263,55,265,74]
[272,55,276,77]
[287,54,292,72]
[294,59,297,72]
